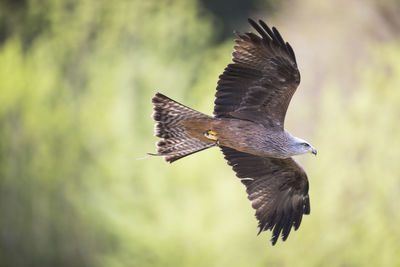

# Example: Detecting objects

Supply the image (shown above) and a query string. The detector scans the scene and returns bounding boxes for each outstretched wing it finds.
[221,146,310,245]
[214,19,300,128]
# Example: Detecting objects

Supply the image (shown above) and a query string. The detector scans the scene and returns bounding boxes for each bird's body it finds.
[150,19,317,245]
[181,117,308,158]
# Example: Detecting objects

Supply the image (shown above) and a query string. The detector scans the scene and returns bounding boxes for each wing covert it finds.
[221,146,310,245]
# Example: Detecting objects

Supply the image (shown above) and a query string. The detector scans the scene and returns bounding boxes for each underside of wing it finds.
[214,19,301,128]
[221,146,310,245]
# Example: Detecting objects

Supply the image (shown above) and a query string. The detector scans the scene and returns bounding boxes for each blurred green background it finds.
[1,0,400,266]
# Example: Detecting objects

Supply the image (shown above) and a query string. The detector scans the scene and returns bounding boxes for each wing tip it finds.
[247,18,269,40]
[247,17,256,25]
[246,18,298,65]
[270,234,278,246]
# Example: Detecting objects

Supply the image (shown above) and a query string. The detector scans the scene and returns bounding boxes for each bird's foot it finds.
[204,130,219,145]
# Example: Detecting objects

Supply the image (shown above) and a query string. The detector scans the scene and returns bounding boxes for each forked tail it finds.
[150,93,215,162]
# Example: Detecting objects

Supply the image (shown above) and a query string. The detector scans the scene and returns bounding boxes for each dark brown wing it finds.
[221,146,310,245]
[214,19,300,128]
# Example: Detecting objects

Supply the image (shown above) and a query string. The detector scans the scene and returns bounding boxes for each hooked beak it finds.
[311,148,317,156]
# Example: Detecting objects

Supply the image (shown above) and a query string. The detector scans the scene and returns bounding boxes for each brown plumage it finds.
[151,94,214,162]
[150,19,316,245]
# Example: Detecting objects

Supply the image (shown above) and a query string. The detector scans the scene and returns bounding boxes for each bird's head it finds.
[291,137,317,156]
[299,142,317,156]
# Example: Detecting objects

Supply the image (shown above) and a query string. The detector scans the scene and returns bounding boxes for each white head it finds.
[289,136,317,156]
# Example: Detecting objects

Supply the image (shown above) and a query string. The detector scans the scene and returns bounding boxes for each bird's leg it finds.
[204,130,219,145]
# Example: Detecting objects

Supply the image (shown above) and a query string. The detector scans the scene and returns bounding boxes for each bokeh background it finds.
[1,0,400,266]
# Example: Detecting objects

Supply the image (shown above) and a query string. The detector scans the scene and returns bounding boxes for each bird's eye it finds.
[303,143,309,147]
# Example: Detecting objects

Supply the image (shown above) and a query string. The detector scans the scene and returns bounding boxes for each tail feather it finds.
[151,93,215,163]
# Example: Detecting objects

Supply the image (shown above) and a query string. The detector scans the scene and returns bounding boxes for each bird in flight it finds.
[150,18,316,245]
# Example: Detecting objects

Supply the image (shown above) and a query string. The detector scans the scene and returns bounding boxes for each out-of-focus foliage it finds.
[304,44,400,266]
[0,0,400,266]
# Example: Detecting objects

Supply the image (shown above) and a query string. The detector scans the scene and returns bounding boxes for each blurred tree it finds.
[199,0,282,42]
[308,42,400,266]
[0,0,215,266]
[0,0,51,48]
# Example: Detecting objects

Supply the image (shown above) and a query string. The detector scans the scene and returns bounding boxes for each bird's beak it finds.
[311,148,317,156]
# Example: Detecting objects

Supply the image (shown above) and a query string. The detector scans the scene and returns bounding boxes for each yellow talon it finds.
[204,130,218,141]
